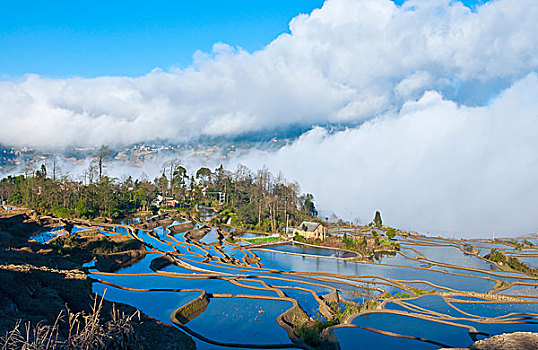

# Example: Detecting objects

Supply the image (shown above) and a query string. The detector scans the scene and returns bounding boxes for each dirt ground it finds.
[0,210,195,349]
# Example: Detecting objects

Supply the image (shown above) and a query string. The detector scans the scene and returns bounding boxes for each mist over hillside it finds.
[1,0,537,237]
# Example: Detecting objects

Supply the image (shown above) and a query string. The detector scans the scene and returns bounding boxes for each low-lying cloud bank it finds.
[1,0,537,237]
[0,0,536,149]
[232,73,538,237]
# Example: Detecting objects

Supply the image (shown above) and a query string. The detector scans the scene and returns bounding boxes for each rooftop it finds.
[298,221,321,232]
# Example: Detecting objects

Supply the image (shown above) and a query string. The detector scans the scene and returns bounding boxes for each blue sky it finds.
[1,0,489,78]
[0,0,324,77]
[0,0,536,235]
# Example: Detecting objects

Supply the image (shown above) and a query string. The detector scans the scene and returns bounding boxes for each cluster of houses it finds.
[152,195,327,242]
[153,191,226,209]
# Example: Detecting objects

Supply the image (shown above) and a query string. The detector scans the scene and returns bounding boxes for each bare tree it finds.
[51,154,60,181]
[161,158,182,196]
[21,159,35,179]
[93,145,113,182]
[87,162,99,184]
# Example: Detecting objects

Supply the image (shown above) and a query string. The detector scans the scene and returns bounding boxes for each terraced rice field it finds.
[86,218,538,349]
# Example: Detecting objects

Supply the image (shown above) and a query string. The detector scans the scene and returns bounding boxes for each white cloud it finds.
[395,71,435,99]
[0,0,536,149]
[232,73,538,237]
[1,0,537,236]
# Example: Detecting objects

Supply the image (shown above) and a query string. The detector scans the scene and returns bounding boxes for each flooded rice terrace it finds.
[79,215,538,349]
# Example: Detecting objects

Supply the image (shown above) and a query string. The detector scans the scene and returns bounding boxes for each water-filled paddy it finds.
[351,312,475,348]
[253,250,496,293]
[136,230,175,252]
[499,284,538,297]
[449,300,538,318]
[93,282,199,324]
[199,227,220,244]
[405,244,498,271]
[84,217,538,349]
[96,227,118,236]
[185,297,293,345]
[384,295,468,318]
[30,226,66,243]
[237,231,264,238]
[261,242,357,258]
[332,326,439,349]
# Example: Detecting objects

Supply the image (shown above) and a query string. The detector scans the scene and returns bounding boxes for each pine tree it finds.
[373,210,382,228]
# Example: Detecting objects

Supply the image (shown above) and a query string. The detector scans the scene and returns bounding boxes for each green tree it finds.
[372,230,380,245]
[35,164,47,179]
[373,210,382,228]
[171,165,187,201]
[302,194,318,217]
[196,167,212,183]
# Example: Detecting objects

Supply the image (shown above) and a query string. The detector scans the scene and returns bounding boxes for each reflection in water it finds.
[87,218,538,349]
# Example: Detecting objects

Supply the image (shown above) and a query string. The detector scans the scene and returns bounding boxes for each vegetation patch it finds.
[485,249,537,276]
[0,162,320,235]
[296,299,380,348]
[390,288,433,299]
[293,230,399,259]
[244,236,282,244]
[492,239,528,250]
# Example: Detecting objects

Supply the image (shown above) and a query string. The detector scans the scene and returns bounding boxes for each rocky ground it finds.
[0,209,195,349]
[470,332,538,350]
[440,332,538,350]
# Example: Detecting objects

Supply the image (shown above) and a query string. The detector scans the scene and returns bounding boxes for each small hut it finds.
[294,221,326,241]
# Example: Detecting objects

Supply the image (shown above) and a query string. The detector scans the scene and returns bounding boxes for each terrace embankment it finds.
[172,290,210,324]
[185,226,212,241]
[150,253,176,271]
[0,208,195,349]
[168,221,195,234]
[47,226,148,272]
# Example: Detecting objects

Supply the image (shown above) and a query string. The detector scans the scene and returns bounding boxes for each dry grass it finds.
[1,292,142,350]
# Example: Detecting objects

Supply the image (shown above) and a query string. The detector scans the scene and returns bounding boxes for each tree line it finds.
[0,149,318,232]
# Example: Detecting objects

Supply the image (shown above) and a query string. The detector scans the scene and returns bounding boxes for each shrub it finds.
[0,294,141,349]
[386,228,396,239]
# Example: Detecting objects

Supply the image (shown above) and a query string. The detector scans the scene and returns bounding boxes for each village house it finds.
[294,221,326,241]
[153,195,179,208]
